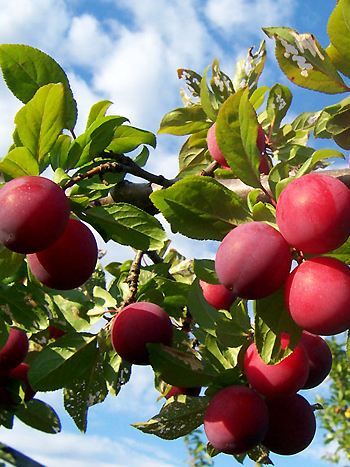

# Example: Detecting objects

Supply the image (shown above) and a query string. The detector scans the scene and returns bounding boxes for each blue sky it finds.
[0,0,346,466]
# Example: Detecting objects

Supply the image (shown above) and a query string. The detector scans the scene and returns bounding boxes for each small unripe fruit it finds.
[207,123,230,169]
[0,328,29,372]
[111,302,173,365]
[300,332,332,389]
[0,176,70,253]
[204,385,268,454]
[27,218,98,290]
[276,173,350,254]
[285,257,350,335]
[263,394,316,455]
[244,339,309,397]
[165,386,201,399]
[199,280,236,310]
[215,222,292,299]
[48,326,65,340]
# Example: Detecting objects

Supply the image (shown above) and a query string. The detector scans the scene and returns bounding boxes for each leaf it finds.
[0,441,45,467]
[29,334,97,391]
[103,349,132,396]
[232,41,266,92]
[216,300,251,348]
[210,58,234,103]
[0,246,24,281]
[0,44,76,129]
[216,90,261,188]
[248,445,274,465]
[296,149,344,176]
[266,84,292,132]
[250,86,269,110]
[15,399,61,434]
[200,66,218,121]
[148,344,215,387]
[254,288,302,364]
[158,106,210,135]
[0,147,39,178]
[193,259,219,284]
[85,203,167,251]
[14,83,65,166]
[107,125,156,153]
[327,0,350,79]
[133,396,209,440]
[49,134,73,171]
[263,27,348,93]
[150,176,251,241]
[187,281,221,336]
[325,236,350,264]
[178,130,209,177]
[177,68,202,98]
[64,351,108,432]
[86,100,113,129]
[326,43,350,79]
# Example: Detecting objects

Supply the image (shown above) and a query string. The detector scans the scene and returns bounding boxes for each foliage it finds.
[0,1,349,466]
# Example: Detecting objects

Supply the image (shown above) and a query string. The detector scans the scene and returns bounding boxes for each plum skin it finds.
[300,331,332,389]
[285,256,350,335]
[215,222,292,299]
[204,385,269,454]
[199,280,236,310]
[27,218,98,290]
[276,173,350,254]
[0,328,29,373]
[111,302,173,365]
[263,394,316,455]
[244,340,309,397]
[9,363,36,401]
[0,176,70,254]
[165,386,201,399]
[207,123,230,169]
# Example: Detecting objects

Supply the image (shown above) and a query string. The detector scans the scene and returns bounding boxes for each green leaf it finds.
[107,125,156,153]
[327,0,350,80]
[216,300,251,348]
[103,348,132,396]
[64,350,108,432]
[133,396,209,440]
[49,134,73,171]
[0,246,24,281]
[187,281,221,336]
[86,100,113,129]
[263,27,348,94]
[148,344,215,387]
[0,44,77,129]
[85,203,167,251]
[29,334,97,391]
[193,259,219,284]
[14,83,65,166]
[296,149,344,176]
[232,41,266,92]
[178,130,209,177]
[325,236,350,264]
[177,68,202,98]
[266,84,292,132]
[150,176,250,241]
[210,58,235,103]
[0,147,39,178]
[75,116,128,167]
[216,90,261,188]
[158,106,210,136]
[250,86,269,110]
[200,66,218,121]
[248,445,273,465]
[254,288,302,364]
[15,399,61,434]
[326,43,350,79]
[0,441,45,467]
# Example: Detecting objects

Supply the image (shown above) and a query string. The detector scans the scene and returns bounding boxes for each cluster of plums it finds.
[0,176,98,290]
[207,123,270,175]
[0,328,35,405]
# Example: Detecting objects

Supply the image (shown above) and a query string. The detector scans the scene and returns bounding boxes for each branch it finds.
[122,250,144,308]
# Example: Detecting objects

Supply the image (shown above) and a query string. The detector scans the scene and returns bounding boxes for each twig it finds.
[200,161,219,177]
[122,250,144,307]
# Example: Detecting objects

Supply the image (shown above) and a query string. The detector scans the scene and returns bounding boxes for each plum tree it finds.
[263,394,316,455]
[215,222,292,299]
[0,328,29,374]
[27,218,98,290]
[165,386,201,399]
[203,385,269,454]
[243,338,309,397]
[199,280,236,310]
[110,302,173,365]
[285,256,350,335]
[0,176,70,253]
[300,332,332,389]
[276,173,350,254]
